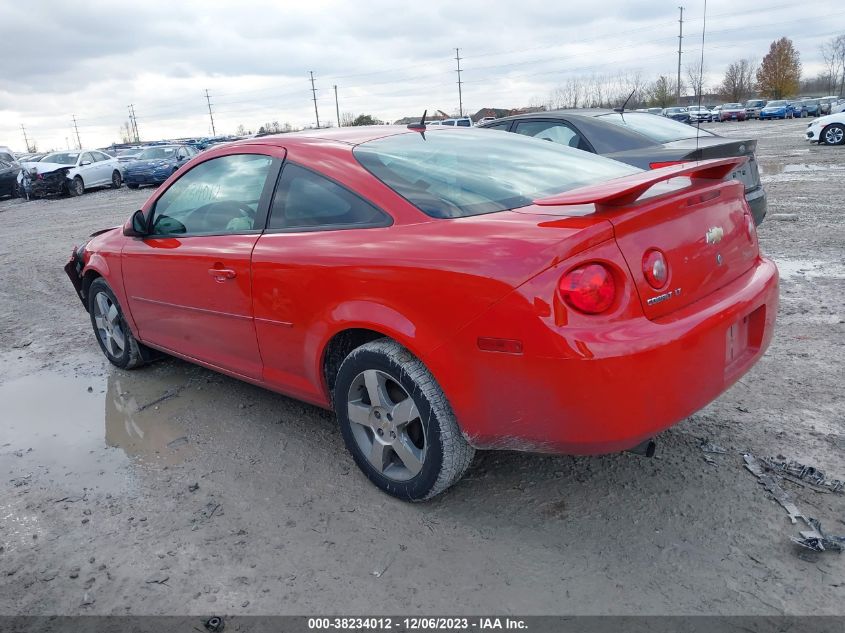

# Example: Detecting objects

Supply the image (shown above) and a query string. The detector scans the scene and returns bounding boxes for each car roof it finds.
[234,125,422,149]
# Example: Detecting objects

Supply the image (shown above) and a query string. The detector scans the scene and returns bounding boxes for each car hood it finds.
[813,112,844,123]
[29,161,75,173]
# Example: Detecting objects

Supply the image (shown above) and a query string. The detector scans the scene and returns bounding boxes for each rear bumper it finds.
[430,258,778,455]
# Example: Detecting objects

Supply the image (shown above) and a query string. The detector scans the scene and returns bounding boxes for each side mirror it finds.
[123,210,149,237]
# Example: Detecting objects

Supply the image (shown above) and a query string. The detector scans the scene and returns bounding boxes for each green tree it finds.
[351,114,377,126]
[756,37,801,99]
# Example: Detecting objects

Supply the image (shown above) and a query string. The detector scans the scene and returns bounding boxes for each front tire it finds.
[111,170,122,188]
[68,176,84,196]
[88,278,145,369]
[334,339,474,501]
[822,123,845,146]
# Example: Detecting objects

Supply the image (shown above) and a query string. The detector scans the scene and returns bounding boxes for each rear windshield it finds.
[138,147,178,160]
[353,129,638,219]
[594,112,714,143]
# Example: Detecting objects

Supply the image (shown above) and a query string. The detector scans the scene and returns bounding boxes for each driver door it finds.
[121,150,282,379]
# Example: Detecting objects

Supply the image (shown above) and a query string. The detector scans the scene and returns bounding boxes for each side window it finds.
[267,163,390,231]
[484,121,511,132]
[152,154,272,236]
[513,120,586,150]
[81,152,95,165]
[94,152,109,162]
[177,147,188,160]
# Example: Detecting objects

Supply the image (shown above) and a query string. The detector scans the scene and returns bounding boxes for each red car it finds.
[65,127,778,500]
[719,103,748,122]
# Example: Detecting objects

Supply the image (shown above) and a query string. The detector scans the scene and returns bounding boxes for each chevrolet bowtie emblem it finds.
[706,226,724,244]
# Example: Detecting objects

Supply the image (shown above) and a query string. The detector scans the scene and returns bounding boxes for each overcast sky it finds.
[1,0,842,151]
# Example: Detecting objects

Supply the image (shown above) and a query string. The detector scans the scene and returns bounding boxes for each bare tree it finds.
[820,34,845,95]
[119,121,133,144]
[720,59,757,101]
[686,60,707,104]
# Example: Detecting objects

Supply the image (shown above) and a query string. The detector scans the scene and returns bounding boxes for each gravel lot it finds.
[1,119,843,616]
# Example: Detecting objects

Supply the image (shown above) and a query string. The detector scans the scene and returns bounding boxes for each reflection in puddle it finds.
[105,375,193,466]
[0,371,193,492]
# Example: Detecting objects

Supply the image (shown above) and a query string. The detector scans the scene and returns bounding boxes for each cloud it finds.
[1,0,840,150]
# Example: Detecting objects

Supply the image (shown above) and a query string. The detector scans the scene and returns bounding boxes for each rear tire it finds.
[88,278,145,369]
[111,170,122,188]
[334,339,474,501]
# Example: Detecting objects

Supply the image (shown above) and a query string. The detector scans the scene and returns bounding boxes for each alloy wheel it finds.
[346,369,427,481]
[824,126,844,145]
[93,291,126,358]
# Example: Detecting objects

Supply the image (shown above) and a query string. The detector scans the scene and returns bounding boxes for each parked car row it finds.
[638,96,844,125]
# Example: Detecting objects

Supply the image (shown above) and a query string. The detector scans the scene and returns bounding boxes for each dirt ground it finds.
[1,119,843,616]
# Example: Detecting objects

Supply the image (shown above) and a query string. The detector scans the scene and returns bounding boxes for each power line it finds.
[455,48,464,117]
[71,115,82,149]
[309,71,321,129]
[204,89,216,136]
[677,6,684,104]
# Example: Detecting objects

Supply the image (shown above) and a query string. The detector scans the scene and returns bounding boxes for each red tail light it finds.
[559,263,616,314]
[649,160,689,170]
[642,249,669,289]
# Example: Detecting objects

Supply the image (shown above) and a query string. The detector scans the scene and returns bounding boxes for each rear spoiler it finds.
[533,157,748,208]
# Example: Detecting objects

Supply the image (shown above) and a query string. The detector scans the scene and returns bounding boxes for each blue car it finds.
[788,101,807,118]
[759,100,793,120]
[124,144,198,188]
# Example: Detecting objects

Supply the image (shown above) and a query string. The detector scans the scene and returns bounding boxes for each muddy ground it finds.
[0,119,843,616]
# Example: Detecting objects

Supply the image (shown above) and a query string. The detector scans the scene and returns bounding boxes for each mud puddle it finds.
[774,257,845,280]
[761,162,845,175]
[0,370,193,493]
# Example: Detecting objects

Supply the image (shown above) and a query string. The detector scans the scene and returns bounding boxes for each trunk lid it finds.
[665,137,761,192]
[528,159,760,320]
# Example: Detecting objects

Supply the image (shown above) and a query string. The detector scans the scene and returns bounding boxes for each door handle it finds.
[208,267,237,282]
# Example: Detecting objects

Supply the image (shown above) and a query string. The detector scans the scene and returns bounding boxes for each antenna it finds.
[204,90,216,137]
[615,89,637,114]
[407,110,428,139]
[695,0,707,153]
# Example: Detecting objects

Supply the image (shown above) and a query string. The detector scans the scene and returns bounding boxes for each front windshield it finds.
[354,129,639,219]
[805,99,819,105]
[766,101,786,107]
[596,112,714,143]
[665,108,686,113]
[43,152,80,165]
[724,103,742,109]
[138,147,178,160]
[117,149,142,157]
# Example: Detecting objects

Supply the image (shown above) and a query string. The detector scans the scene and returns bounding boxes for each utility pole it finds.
[72,115,82,149]
[21,124,32,152]
[128,104,140,142]
[455,48,464,117]
[309,71,320,129]
[677,6,684,105]
[204,89,216,137]
[334,85,341,128]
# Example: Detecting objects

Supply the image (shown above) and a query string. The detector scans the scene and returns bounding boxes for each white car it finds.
[805,112,845,145]
[17,149,124,195]
[439,117,473,127]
